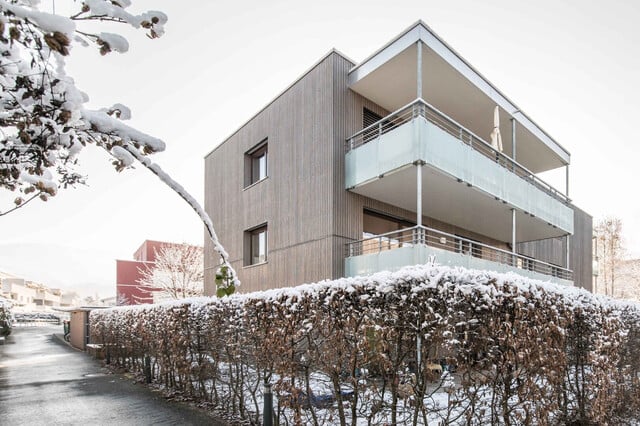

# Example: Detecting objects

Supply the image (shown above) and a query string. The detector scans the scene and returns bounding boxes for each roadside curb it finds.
[51,332,83,351]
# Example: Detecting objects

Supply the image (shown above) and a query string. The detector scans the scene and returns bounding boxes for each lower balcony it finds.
[344,225,573,285]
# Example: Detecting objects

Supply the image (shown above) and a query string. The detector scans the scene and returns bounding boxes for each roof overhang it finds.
[348,21,570,174]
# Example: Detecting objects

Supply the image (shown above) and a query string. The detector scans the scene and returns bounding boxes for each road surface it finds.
[0,325,226,425]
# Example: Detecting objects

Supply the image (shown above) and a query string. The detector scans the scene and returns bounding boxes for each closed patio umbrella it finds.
[490,106,503,152]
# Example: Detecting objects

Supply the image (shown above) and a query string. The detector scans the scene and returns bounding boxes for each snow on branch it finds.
[0,1,237,287]
[0,0,76,35]
[0,0,167,203]
[118,142,239,287]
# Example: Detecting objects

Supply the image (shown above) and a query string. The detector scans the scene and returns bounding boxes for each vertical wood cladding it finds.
[331,54,387,279]
[517,205,593,291]
[204,54,336,293]
[570,206,593,291]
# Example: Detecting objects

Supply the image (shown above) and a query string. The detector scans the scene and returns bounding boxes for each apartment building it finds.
[0,271,80,310]
[115,240,165,305]
[116,240,204,305]
[0,274,37,308]
[32,285,62,307]
[204,21,592,294]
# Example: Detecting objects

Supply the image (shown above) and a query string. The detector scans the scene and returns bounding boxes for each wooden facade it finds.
[517,205,593,291]
[204,51,593,295]
[205,53,337,294]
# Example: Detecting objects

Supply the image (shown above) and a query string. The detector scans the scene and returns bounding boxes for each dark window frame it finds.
[244,139,268,188]
[244,223,268,266]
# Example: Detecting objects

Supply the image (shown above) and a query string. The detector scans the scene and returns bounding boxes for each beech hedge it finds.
[90,265,640,425]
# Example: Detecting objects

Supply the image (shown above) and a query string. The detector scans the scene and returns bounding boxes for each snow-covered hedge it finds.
[0,297,12,336]
[90,265,640,425]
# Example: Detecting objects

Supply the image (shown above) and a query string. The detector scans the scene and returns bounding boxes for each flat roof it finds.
[348,21,570,163]
[205,49,356,158]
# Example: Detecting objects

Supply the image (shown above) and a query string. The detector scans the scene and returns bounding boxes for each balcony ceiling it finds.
[351,165,568,243]
[348,22,570,174]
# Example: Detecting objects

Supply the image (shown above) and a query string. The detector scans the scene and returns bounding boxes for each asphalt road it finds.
[0,325,226,425]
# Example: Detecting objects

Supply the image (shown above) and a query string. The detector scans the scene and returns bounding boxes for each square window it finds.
[245,140,268,187]
[245,225,267,266]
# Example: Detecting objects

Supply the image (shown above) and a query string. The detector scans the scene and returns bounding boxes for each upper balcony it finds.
[348,21,571,174]
[345,99,573,243]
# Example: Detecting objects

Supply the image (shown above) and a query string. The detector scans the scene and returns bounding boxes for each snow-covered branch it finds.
[0,0,166,205]
[0,1,237,287]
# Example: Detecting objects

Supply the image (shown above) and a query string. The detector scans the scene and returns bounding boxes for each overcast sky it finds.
[0,0,638,297]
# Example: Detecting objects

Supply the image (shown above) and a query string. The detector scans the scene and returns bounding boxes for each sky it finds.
[0,0,639,298]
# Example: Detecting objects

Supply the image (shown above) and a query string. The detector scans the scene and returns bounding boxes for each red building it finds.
[116,240,170,305]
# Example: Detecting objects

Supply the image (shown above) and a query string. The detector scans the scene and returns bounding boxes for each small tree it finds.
[594,217,625,296]
[138,243,204,302]
[614,259,640,301]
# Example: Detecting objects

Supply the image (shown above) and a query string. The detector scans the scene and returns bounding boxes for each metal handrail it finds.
[345,99,570,205]
[345,225,573,281]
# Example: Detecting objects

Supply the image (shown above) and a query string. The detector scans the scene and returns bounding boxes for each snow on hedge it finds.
[0,296,12,337]
[90,264,640,424]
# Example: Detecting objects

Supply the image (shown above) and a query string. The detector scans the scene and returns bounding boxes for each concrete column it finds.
[417,163,423,227]
[565,164,570,197]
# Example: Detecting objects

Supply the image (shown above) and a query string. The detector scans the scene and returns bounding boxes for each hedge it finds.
[90,265,640,425]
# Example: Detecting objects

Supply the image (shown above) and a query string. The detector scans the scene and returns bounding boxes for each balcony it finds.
[345,99,574,242]
[348,22,571,172]
[344,225,573,285]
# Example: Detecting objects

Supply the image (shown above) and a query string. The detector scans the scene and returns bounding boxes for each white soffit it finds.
[348,21,571,166]
[351,166,567,242]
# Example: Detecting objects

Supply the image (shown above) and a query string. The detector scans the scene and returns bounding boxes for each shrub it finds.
[90,265,640,425]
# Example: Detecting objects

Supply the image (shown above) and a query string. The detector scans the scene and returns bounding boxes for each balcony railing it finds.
[345,99,570,205]
[345,225,573,281]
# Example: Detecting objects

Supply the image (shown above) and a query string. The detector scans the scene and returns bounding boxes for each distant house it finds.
[60,291,81,308]
[0,271,79,310]
[116,240,205,305]
[0,272,36,309]
[32,284,62,307]
[115,240,168,305]
[203,21,593,294]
